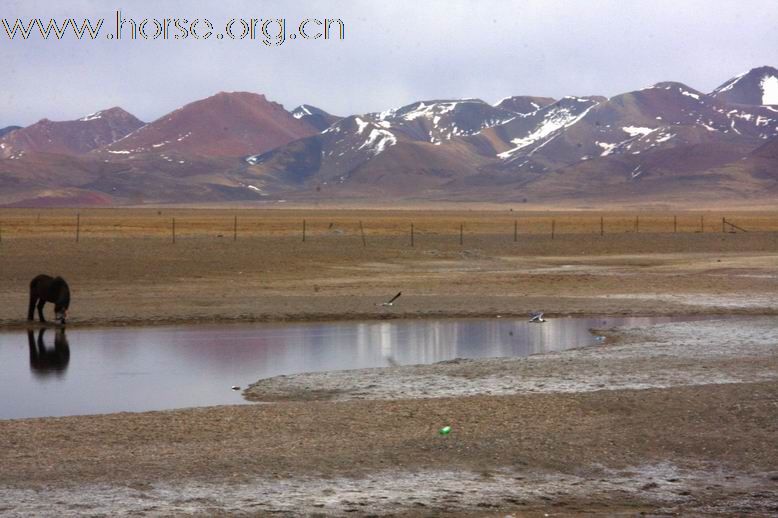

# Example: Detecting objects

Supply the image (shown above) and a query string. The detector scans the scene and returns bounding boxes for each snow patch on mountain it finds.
[597,141,618,156]
[292,105,313,119]
[498,101,596,159]
[79,111,103,122]
[398,101,459,121]
[622,126,655,137]
[761,75,778,105]
[355,118,370,135]
[358,128,397,156]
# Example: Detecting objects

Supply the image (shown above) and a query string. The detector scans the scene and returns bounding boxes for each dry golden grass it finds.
[1,208,777,239]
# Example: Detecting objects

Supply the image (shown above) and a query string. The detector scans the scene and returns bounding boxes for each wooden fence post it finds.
[551,219,556,240]
[600,216,604,236]
[674,215,677,233]
[410,223,414,247]
[360,221,366,247]
[302,219,306,242]
[172,217,176,243]
[513,220,518,242]
[459,223,463,245]
[76,213,81,242]
[234,215,238,241]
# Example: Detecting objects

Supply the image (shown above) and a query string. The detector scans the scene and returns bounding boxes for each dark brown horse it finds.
[28,274,70,324]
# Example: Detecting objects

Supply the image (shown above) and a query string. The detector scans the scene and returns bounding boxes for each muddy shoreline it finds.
[4,305,778,331]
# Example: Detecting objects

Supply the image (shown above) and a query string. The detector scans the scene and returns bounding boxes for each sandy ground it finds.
[1,209,778,516]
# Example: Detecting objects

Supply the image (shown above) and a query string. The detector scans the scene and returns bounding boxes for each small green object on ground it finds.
[439,426,452,435]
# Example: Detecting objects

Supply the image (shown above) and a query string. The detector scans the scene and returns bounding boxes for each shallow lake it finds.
[0,316,703,419]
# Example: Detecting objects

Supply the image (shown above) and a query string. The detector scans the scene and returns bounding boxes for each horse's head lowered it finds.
[53,278,70,324]
[54,306,69,324]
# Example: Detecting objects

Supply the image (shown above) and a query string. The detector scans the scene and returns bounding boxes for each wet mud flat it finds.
[1,318,777,515]
[2,463,777,516]
[245,318,778,401]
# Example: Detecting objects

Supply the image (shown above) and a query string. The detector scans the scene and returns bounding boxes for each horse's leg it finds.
[28,294,37,321]
[37,300,46,322]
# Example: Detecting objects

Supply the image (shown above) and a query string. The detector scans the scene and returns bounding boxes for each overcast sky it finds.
[2,0,777,127]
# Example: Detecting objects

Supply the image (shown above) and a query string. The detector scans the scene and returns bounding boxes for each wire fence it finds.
[0,209,775,244]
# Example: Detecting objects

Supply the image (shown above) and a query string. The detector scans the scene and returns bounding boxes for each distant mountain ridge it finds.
[0,108,143,158]
[101,92,318,158]
[0,126,20,138]
[2,66,778,206]
[494,96,556,115]
[711,66,778,106]
[292,105,342,131]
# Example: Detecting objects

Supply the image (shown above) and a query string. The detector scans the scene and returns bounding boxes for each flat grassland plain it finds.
[1,208,777,516]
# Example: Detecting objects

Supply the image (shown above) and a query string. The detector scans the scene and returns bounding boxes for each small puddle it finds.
[0,316,709,419]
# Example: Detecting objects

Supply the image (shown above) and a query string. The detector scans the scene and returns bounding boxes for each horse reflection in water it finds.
[27,328,70,377]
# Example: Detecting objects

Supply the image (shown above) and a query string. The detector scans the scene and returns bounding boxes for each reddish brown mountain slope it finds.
[103,92,318,158]
[0,108,143,157]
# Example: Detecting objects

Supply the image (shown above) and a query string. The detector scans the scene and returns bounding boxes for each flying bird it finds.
[377,292,402,307]
[529,311,546,323]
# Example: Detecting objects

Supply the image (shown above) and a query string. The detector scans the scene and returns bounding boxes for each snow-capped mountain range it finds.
[2,66,778,206]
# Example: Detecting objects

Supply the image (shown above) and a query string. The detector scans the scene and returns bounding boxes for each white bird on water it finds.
[529,311,547,323]
[377,292,402,307]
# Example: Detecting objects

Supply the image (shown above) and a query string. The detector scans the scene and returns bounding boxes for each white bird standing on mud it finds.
[377,292,402,307]
[529,311,547,323]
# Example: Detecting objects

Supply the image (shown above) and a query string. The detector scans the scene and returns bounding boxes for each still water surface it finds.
[0,316,694,419]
